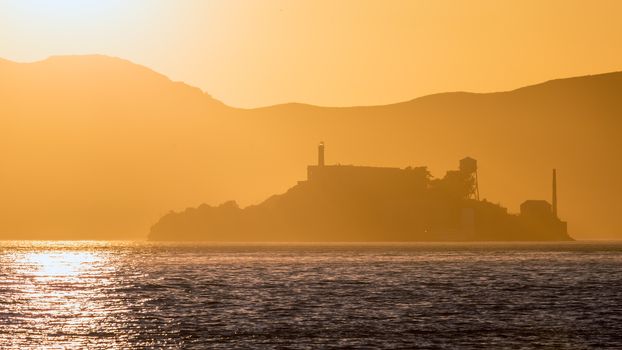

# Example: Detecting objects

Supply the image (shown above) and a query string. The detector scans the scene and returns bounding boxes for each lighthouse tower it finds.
[552,169,558,218]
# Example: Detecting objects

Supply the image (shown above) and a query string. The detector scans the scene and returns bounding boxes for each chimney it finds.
[318,142,325,167]
[552,169,558,218]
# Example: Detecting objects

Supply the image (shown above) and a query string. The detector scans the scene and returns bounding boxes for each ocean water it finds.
[0,241,621,349]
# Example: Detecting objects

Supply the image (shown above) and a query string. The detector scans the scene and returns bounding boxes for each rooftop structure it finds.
[306,143,429,192]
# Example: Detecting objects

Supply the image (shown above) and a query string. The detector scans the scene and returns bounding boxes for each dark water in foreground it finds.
[1,241,621,349]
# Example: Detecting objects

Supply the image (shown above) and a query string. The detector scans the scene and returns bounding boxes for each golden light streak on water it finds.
[0,241,134,348]
[1,241,622,348]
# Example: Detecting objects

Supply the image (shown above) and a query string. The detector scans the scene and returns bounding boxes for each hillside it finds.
[0,55,620,239]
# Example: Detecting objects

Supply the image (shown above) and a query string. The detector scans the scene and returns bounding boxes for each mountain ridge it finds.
[2,54,621,109]
[0,55,620,240]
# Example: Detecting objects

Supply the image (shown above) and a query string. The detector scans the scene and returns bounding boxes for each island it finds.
[149,143,571,241]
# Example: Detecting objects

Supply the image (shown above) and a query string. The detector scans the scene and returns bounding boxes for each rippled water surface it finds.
[1,241,622,349]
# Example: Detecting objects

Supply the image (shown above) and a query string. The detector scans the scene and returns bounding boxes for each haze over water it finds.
[1,241,621,349]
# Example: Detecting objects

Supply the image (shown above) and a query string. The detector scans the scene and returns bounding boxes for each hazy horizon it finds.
[2,1,621,241]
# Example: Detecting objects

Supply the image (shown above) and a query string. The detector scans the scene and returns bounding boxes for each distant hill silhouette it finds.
[0,55,620,239]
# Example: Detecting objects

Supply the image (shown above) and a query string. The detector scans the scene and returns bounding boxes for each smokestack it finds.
[318,142,325,167]
[552,169,558,218]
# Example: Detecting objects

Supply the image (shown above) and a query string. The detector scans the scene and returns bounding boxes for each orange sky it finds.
[1,0,621,107]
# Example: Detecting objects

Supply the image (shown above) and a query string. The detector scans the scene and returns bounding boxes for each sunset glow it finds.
[1,0,621,107]
[1,1,622,347]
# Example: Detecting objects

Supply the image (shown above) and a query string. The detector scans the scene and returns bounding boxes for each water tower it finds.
[460,157,480,200]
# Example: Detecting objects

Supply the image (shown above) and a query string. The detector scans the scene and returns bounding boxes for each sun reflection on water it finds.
[21,250,100,278]
[1,241,127,348]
